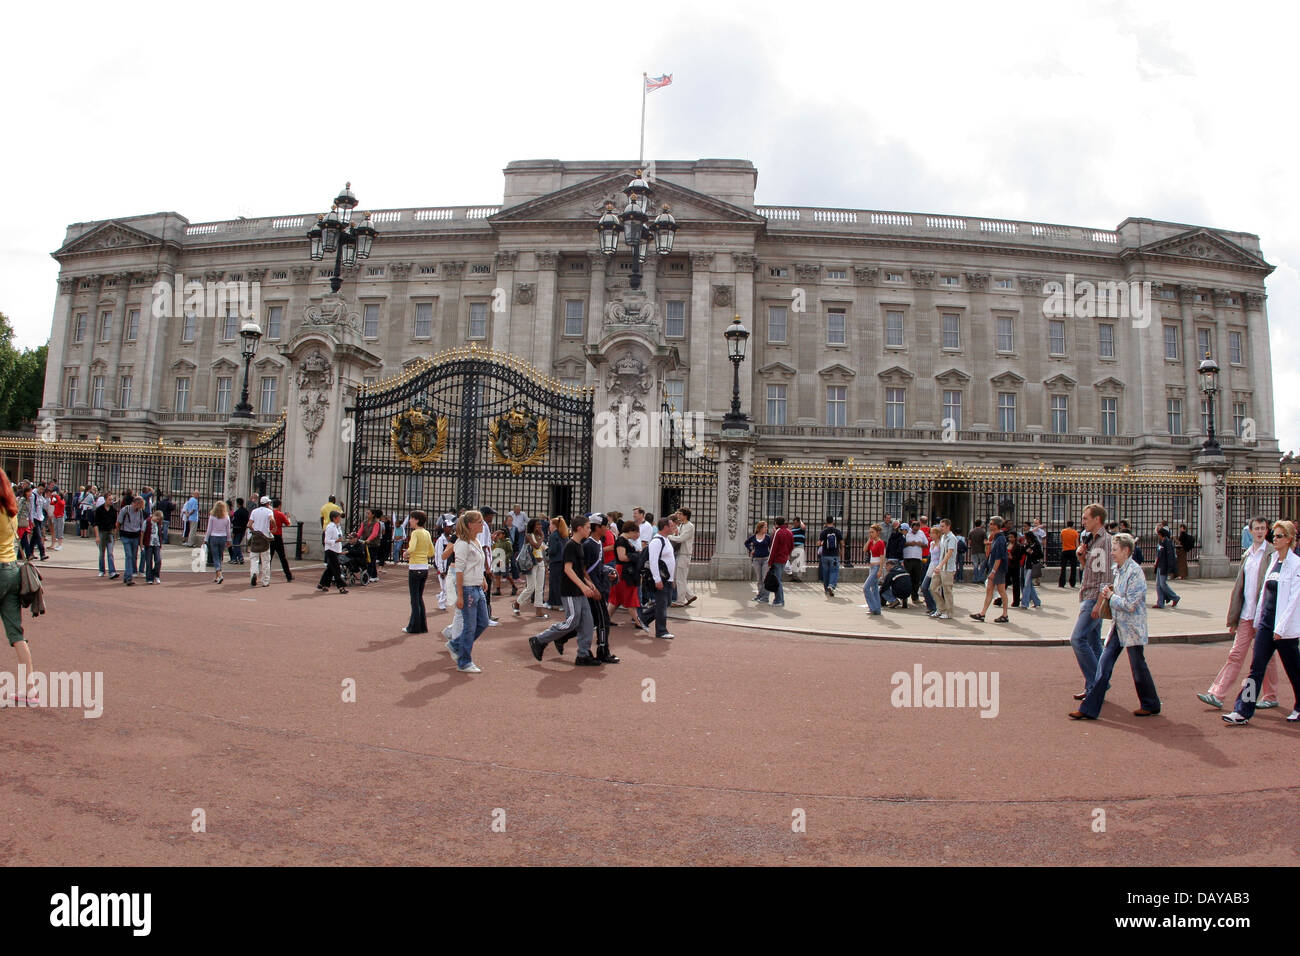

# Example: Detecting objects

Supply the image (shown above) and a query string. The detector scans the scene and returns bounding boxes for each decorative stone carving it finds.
[297,349,335,459]
[586,251,608,271]
[910,269,935,288]
[341,261,359,277]
[1244,291,1265,310]
[853,266,879,286]
[794,263,821,282]
[726,458,742,539]
[713,284,734,307]
[246,267,267,284]
[389,261,413,281]
[604,350,655,468]
[964,272,990,291]
[204,270,225,283]
[1212,288,1233,307]
[1179,286,1198,304]
[732,253,758,273]
[1173,241,1224,260]
[441,260,466,279]
[226,444,239,497]
[495,250,518,272]
[689,252,714,270]
[604,290,657,328]
[1016,275,1045,294]
[305,293,361,332]
[514,282,535,305]
[1214,471,1226,539]
[536,252,558,271]
[290,265,314,283]
[57,277,74,295]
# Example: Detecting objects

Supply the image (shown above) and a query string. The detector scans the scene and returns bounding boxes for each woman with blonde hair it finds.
[745,520,772,602]
[204,500,231,584]
[545,516,569,610]
[1223,520,1300,724]
[450,509,488,673]
[0,469,34,704]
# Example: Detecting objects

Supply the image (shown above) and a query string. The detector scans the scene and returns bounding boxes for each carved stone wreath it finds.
[713,284,734,308]
[305,294,361,333]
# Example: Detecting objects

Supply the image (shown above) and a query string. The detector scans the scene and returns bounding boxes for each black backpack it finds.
[635,536,671,586]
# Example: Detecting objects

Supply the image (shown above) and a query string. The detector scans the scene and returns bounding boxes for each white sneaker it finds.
[486,619,500,627]
[458,663,482,673]
[1287,709,1299,722]
[938,614,950,620]
[98,572,105,577]
[445,640,457,659]
[1222,712,1249,725]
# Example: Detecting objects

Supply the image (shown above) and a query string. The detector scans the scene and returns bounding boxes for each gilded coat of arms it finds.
[489,407,549,475]
[390,408,448,471]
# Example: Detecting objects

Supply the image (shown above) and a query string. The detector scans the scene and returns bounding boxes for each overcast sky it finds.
[4,0,1295,450]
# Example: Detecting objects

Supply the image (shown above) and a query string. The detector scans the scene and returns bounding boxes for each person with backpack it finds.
[1154,526,1180,609]
[634,515,678,640]
[247,496,276,587]
[512,517,550,619]
[228,497,250,566]
[817,516,841,598]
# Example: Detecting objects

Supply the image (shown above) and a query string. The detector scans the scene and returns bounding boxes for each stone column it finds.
[76,274,103,407]
[108,272,132,407]
[1196,451,1230,578]
[1244,291,1272,441]
[437,260,466,352]
[493,250,517,350]
[531,251,559,367]
[713,432,758,579]
[223,417,262,503]
[1178,286,1201,437]
[42,276,76,411]
[585,252,608,353]
[910,270,936,427]
[688,253,714,415]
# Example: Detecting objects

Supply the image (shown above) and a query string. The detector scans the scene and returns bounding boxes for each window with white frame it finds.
[1049,319,1066,355]
[885,310,904,348]
[768,305,787,344]
[826,386,847,426]
[182,312,196,343]
[168,465,183,494]
[468,302,488,339]
[564,300,584,337]
[826,269,847,280]
[1201,398,1214,435]
[1229,330,1243,364]
[260,376,278,415]
[99,310,112,342]
[1196,327,1212,359]
[363,376,377,387]
[222,309,239,341]
[998,392,1017,432]
[1101,396,1117,436]
[126,309,140,342]
[994,277,1013,290]
[885,271,903,283]
[73,313,87,342]
[363,304,380,338]
[91,375,105,409]
[826,489,844,518]
[266,305,283,339]
[939,275,959,287]
[664,378,685,412]
[1163,324,1179,360]
[665,300,685,338]
[560,376,583,390]
[66,375,79,406]
[414,303,433,338]
[766,384,787,425]
[996,316,1014,352]
[1233,402,1247,437]
[941,313,960,350]
[215,376,232,414]
[119,375,132,409]
[942,390,962,430]
[765,487,785,518]
[885,489,902,516]
[175,377,191,412]
[1099,323,1115,358]
[1050,394,1069,434]
[1167,397,1183,434]
[769,266,788,278]
[827,308,846,346]
[885,387,905,428]
[406,474,423,508]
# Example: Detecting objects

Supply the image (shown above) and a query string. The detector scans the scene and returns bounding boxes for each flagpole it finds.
[639,72,647,167]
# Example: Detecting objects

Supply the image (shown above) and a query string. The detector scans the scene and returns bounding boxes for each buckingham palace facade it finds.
[40,157,1278,476]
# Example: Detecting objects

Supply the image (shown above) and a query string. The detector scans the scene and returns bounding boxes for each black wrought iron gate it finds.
[347,346,594,526]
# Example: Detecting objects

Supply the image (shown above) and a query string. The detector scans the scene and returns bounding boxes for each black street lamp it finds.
[233,321,264,419]
[722,314,751,434]
[595,170,678,289]
[306,182,379,293]
[1197,350,1223,456]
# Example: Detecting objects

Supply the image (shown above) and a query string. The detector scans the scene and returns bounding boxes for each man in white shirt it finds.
[478,506,500,624]
[639,511,655,549]
[635,516,677,640]
[1032,518,1047,549]
[247,496,276,587]
[930,519,959,620]
[903,522,926,602]
[667,508,696,607]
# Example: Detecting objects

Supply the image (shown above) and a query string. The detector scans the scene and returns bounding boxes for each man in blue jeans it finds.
[1070,503,1113,701]
[767,516,794,607]
[817,516,841,597]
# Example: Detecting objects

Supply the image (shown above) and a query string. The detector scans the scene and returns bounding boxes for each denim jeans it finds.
[229,528,244,563]
[974,555,987,585]
[121,536,139,582]
[97,533,117,574]
[1070,598,1105,695]
[753,556,769,601]
[863,565,882,614]
[144,545,161,582]
[1079,629,1160,718]
[206,536,226,574]
[1233,626,1300,720]
[1022,566,1041,607]
[1155,570,1179,608]
[454,584,490,668]
[921,574,936,613]
[769,562,786,605]
[639,583,672,636]
[819,555,840,591]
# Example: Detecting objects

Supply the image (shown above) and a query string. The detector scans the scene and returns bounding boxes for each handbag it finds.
[517,545,535,572]
[1099,596,1112,619]
[763,568,780,593]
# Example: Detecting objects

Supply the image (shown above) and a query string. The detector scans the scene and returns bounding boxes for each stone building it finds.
[40,157,1278,519]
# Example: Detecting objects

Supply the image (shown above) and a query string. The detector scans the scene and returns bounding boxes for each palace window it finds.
[468,302,488,339]
[1233,402,1247,437]
[99,310,113,342]
[766,384,787,425]
[996,316,1014,352]
[91,375,105,409]
[74,313,87,343]
[1099,323,1115,358]
[768,305,788,344]
[215,377,231,415]
[1196,327,1212,359]
[994,277,1013,290]
[942,390,962,430]
[266,305,283,339]
[414,303,433,338]
[182,312,197,343]
[664,379,685,412]
[126,309,140,342]
[885,310,904,348]
[665,300,685,338]
[826,308,846,346]
[1229,330,1243,365]
[885,387,906,428]
[259,376,278,415]
[363,304,380,338]
[66,375,79,406]
[998,392,1017,432]
[1049,319,1066,356]
[827,269,847,280]
[942,313,960,350]
[1163,324,1179,360]
[1167,397,1183,435]
[119,375,133,409]
[564,300,585,337]
[1050,394,1069,434]
[826,386,847,427]
[1101,396,1117,436]
[175,377,191,413]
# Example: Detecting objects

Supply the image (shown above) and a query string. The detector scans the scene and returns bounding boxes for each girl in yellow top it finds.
[0,469,33,704]
[401,511,435,634]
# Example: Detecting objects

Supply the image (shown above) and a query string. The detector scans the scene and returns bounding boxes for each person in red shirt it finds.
[861,522,887,614]
[766,516,795,607]
[270,498,293,582]
[918,516,931,562]
[51,491,66,550]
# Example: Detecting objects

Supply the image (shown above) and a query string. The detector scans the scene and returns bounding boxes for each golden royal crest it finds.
[390,408,448,472]
[489,407,549,475]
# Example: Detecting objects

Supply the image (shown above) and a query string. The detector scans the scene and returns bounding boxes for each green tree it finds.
[0,312,48,431]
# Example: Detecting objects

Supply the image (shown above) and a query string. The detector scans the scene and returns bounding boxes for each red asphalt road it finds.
[2,565,1297,866]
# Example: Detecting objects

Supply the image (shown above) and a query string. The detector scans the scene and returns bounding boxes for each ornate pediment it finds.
[490,172,766,227]
[758,361,798,379]
[170,358,197,372]
[1043,373,1077,390]
[1132,229,1271,270]
[990,370,1026,388]
[878,365,915,385]
[934,367,971,386]
[211,357,239,372]
[254,357,285,372]
[54,221,164,258]
[1094,376,1125,394]
[817,362,857,380]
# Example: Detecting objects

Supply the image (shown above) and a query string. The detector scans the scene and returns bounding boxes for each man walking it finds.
[116,495,146,585]
[529,515,603,664]
[181,491,200,547]
[765,515,794,608]
[1059,520,1079,588]
[635,516,678,640]
[1068,503,1113,701]
[229,497,250,565]
[931,518,958,620]
[270,498,294,581]
[970,517,1009,623]
[248,496,276,587]
[817,516,841,598]
[668,507,697,607]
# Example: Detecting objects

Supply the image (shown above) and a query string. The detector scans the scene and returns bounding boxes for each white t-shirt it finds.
[1241,542,1268,622]
[904,530,926,560]
[324,521,344,553]
[639,521,654,546]
[249,506,275,536]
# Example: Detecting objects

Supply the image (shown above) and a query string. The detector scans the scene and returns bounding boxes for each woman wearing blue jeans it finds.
[1154,527,1180,608]
[861,523,884,614]
[451,510,489,673]
[1020,532,1043,609]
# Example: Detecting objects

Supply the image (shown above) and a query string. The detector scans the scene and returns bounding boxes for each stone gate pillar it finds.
[223,417,260,504]
[1196,451,1231,578]
[280,292,382,557]
[713,432,757,579]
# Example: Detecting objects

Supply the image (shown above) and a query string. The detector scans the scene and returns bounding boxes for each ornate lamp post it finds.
[306,182,379,293]
[595,170,678,289]
[1197,350,1223,456]
[721,314,751,434]
[232,321,264,418]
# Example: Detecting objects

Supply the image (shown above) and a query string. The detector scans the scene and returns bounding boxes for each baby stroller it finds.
[339,538,371,587]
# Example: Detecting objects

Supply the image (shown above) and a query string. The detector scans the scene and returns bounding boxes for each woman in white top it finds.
[317,511,349,594]
[204,500,231,584]
[450,510,488,673]
[1224,520,1300,724]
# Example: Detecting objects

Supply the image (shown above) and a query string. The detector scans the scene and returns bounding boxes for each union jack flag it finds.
[645,74,673,92]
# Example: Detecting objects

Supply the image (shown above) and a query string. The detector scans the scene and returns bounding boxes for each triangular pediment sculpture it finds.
[1129,228,1271,271]
[54,221,165,258]
[490,172,765,227]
